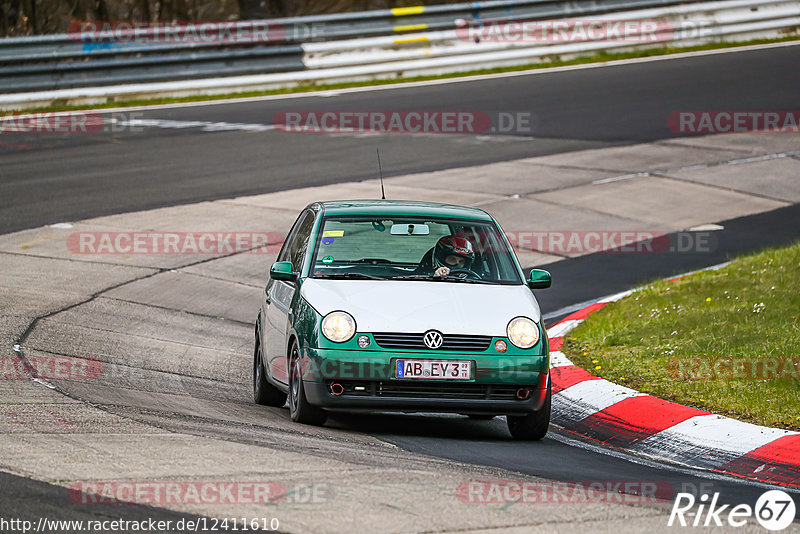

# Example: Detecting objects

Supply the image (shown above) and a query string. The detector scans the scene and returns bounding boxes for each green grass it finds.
[563,241,800,431]
[11,34,800,114]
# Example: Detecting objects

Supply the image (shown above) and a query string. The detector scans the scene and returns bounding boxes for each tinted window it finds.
[288,211,316,270]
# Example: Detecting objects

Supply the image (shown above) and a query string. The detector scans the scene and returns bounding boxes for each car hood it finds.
[300,279,541,336]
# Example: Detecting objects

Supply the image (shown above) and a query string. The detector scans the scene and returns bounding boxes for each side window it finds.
[289,211,316,271]
[277,211,312,263]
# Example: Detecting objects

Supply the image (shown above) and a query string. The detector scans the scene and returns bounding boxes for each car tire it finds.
[288,341,327,426]
[253,334,287,407]
[506,381,551,441]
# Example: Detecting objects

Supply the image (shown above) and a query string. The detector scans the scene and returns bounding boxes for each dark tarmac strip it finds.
[1,44,799,234]
[537,202,800,321]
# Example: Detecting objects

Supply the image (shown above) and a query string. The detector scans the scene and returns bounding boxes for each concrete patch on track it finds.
[529,142,751,173]
[659,134,800,156]
[24,299,250,386]
[222,180,504,211]
[533,176,787,229]
[179,252,277,287]
[388,161,612,195]
[0,253,154,316]
[489,197,673,258]
[0,131,798,531]
[104,272,261,324]
[665,157,800,202]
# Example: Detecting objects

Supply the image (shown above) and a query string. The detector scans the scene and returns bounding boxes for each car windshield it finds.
[310,215,523,285]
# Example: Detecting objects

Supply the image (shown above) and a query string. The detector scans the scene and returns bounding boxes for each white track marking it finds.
[549,351,574,368]
[117,118,277,132]
[547,319,581,338]
[548,429,800,494]
[597,289,636,303]
[554,379,647,416]
[630,415,800,469]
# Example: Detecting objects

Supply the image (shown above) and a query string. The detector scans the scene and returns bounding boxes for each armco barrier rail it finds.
[303,0,800,71]
[0,0,798,108]
[0,0,712,93]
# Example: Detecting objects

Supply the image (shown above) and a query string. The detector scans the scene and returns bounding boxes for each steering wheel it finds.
[446,268,482,280]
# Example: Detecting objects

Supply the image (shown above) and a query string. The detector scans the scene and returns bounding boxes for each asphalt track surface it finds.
[2,45,800,525]
[4,205,800,527]
[1,44,800,234]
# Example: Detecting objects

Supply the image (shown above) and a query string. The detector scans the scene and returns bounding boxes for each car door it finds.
[263,209,315,384]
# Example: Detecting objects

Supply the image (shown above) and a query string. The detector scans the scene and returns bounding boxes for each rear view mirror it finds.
[270,261,297,282]
[528,269,551,289]
[390,223,430,235]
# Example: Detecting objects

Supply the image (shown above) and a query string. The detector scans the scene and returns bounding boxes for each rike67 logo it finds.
[669,490,796,531]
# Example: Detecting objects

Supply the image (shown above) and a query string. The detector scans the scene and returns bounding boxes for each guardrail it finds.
[303,0,800,72]
[0,0,797,108]
[0,0,708,55]
[0,0,711,94]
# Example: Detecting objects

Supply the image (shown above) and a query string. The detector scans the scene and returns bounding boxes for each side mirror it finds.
[270,261,297,282]
[527,269,551,289]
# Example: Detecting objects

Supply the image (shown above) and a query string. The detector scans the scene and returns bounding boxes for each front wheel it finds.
[254,337,287,407]
[507,381,551,440]
[288,341,327,426]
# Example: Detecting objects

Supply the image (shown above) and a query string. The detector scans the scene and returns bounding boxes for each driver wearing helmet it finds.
[416,235,476,277]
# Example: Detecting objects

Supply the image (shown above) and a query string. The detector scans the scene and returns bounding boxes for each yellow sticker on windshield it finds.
[322,230,344,238]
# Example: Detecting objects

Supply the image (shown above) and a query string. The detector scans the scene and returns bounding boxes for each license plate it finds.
[395,359,472,380]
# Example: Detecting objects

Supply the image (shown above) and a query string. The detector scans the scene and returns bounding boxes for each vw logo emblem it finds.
[423,330,444,349]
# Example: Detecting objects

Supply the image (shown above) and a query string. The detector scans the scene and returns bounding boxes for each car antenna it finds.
[377,148,386,200]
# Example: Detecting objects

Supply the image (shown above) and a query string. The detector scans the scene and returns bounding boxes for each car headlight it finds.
[506,317,540,349]
[321,311,356,342]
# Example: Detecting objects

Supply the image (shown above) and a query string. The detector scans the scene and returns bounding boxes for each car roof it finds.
[310,200,494,221]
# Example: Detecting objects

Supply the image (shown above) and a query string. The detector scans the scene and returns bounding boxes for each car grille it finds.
[326,380,520,400]
[379,382,517,400]
[372,332,492,351]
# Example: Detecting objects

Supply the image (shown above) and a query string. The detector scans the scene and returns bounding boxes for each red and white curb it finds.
[545,288,800,489]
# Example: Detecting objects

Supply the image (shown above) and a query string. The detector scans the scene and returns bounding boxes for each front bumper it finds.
[304,379,549,414]
[300,347,549,414]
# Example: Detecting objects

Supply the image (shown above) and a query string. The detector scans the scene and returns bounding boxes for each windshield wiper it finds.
[391,274,494,284]
[313,273,385,280]
[350,258,393,264]
[390,274,448,282]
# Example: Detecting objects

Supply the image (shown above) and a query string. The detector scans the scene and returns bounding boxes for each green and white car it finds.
[253,200,552,440]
